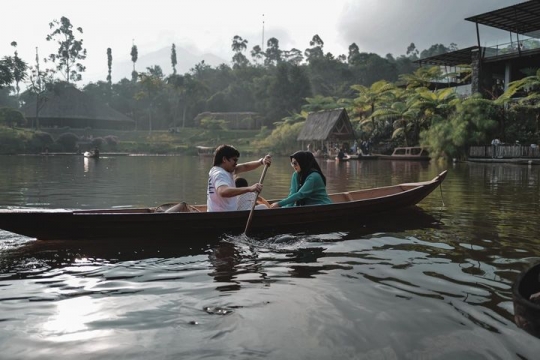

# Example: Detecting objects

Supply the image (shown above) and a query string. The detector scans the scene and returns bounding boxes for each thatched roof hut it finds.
[21,85,135,130]
[297,108,357,153]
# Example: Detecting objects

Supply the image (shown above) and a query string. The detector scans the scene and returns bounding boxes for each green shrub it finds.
[0,107,27,128]
[104,135,119,148]
[56,132,80,151]
[26,131,54,153]
[200,117,227,130]
[91,137,104,148]
[0,129,26,154]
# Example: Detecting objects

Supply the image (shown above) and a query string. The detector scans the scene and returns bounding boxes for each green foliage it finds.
[55,132,79,151]
[104,135,119,148]
[200,118,227,130]
[46,16,87,83]
[420,95,498,160]
[0,107,27,127]
[0,130,26,154]
[26,131,54,152]
[0,57,13,88]
[91,137,104,148]
[254,121,304,155]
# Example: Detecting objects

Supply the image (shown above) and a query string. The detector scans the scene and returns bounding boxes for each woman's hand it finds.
[270,202,280,209]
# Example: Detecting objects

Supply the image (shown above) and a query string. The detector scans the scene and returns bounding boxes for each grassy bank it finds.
[0,126,265,155]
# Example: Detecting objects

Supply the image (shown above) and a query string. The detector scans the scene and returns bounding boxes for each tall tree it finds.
[231,35,249,68]
[131,43,138,81]
[26,47,54,129]
[106,47,112,93]
[282,48,303,65]
[406,43,419,59]
[0,57,12,89]
[348,43,360,65]
[304,34,324,63]
[46,16,87,83]
[250,45,265,64]
[135,66,165,133]
[264,38,282,66]
[9,42,28,103]
[171,43,177,75]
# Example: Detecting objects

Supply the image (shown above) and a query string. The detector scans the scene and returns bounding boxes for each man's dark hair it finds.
[213,144,240,166]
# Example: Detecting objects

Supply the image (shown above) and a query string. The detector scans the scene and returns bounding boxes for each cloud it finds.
[337,0,524,56]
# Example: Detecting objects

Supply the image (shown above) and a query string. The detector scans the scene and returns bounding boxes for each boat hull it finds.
[0,171,447,241]
[513,262,540,338]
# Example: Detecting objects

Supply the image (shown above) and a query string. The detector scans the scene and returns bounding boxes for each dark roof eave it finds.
[464,1,540,35]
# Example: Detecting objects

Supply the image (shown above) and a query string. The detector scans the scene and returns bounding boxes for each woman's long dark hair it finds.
[290,150,326,186]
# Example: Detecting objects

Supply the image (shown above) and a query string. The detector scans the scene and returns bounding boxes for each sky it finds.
[1,0,526,86]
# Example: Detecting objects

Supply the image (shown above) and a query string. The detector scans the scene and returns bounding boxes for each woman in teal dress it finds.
[270,151,332,208]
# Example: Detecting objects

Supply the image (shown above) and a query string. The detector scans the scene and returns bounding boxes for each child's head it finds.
[235,177,248,187]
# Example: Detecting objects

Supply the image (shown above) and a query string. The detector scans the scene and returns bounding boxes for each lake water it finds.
[0,155,539,359]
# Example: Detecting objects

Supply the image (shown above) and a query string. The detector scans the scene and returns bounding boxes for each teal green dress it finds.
[278,171,332,207]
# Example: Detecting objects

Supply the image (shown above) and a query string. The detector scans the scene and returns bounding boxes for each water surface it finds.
[0,155,539,359]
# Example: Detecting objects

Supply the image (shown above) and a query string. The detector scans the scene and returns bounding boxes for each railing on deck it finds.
[483,39,540,59]
[469,145,540,158]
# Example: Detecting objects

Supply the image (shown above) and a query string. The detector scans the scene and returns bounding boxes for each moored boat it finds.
[513,262,540,338]
[83,150,99,158]
[0,171,447,241]
[196,146,215,157]
[377,147,430,161]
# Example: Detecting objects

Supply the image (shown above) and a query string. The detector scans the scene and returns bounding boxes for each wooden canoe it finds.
[513,262,540,338]
[0,171,447,241]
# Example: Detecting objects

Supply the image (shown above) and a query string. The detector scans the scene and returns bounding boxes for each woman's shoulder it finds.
[306,171,324,180]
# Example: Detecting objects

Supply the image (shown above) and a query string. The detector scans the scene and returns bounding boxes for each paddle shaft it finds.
[244,164,269,235]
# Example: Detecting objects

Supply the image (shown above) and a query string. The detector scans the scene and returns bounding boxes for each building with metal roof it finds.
[415,0,540,97]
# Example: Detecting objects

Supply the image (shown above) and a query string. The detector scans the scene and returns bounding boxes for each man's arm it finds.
[217,183,261,198]
[235,155,271,174]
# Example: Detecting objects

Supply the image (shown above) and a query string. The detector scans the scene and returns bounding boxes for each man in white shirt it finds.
[207,144,271,212]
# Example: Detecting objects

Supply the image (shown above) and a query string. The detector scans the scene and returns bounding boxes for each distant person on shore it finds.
[491,138,500,158]
[270,151,331,208]
[207,144,271,212]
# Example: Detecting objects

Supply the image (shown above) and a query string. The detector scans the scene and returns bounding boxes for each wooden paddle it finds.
[244,163,269,235]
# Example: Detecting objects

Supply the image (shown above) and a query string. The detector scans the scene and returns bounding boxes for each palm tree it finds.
[351,80,395,138]
[231,35,248,53]
[371,101,420,146]
[500,68,540,133]
[301,95,339,112]
[410,87,459,120]
[399,66,443,90]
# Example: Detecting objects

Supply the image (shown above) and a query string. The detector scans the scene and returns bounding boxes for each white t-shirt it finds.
[207,166,237,212]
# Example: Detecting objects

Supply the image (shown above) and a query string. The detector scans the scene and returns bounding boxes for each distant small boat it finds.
[377,147,430,161]
[83,151,99,159]
[196,146,214,157]
[335,155,351,161]
[513,262,540,338]
[349,154,379,160]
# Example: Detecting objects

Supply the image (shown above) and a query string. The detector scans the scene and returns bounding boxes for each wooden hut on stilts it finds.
[297,108,357,157]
